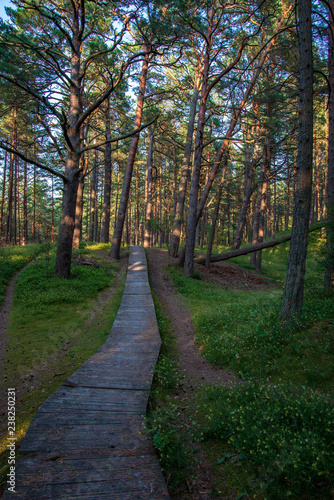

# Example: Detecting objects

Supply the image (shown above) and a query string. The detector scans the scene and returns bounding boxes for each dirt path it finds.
[147,249,242,499]
[0,265,31,380]
[147,248,238,387]
[146,249,278,499]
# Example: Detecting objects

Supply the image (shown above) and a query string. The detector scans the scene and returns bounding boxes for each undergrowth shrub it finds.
[148,404,193,474]
[196,291,334,369]
[147,292,192,491]
[14,256,113,313]
[0,244,42,305]
[200,382,334,498]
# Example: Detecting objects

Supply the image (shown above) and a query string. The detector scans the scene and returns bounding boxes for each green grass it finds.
[0,244,43,307]
[197,382,334,499]
[146,287,194,495]
[0,243,127,493]
[166,231,334,498]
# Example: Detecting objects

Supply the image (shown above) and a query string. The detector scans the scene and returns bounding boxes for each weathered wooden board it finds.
[3,246,169,499]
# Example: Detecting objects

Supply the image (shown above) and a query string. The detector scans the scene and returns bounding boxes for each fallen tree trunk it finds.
[195,222,325,265]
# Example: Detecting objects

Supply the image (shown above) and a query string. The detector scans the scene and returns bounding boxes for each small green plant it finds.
[0,244,43,306]
[198,382,334,498]
[146,292,193,493]
[0,244,126,495]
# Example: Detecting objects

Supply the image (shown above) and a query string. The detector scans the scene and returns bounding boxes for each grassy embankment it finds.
[148,231,334,499]
[0,243,127,495]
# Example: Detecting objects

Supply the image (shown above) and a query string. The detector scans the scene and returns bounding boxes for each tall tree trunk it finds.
[5,109,16,244]
[110,52,149,259]
[0,149,8,236]
[184,7,214,277]
[33,162,36,242]
[101,104,112,243]
[23,159,28,244]
[256,139,271,273]
[169,86,200,257]
[186,7,294,255]
[325,0,334,288]
[54,12,83,278]
[89,147,98,242]
[144,127,154,248]
[232,143,257,250]
[205,156,228,267]
[73,155,88,249]
[281,0,313,318]
[51,176,54,243]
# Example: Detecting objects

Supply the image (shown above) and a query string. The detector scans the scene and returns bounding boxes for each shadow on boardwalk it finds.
[4,246,169,499]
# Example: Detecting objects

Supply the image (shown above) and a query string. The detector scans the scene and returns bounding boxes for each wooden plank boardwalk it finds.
[4,246,169,499]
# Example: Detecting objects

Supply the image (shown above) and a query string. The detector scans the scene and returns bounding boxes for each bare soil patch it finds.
[196,260,276,290]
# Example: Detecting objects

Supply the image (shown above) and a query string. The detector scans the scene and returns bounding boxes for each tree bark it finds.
[325,0,334,288]
[110,52,149,259]
[184,7,214,277]
[280,0,313,318]
[205,156,228,267]
[169,86,199,257]
[5,109,16,244]
[196,223,323,265]
[144,127,154,248]
[101,103,112,243]
[0,149,7,236]
[54,4,83,278]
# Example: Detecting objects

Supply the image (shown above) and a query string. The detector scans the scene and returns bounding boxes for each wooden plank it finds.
[4,246,169,499]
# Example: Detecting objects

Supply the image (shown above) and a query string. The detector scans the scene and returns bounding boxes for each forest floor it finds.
[146,248,277,499]
[0,265,30,388]
[0,250,128,456]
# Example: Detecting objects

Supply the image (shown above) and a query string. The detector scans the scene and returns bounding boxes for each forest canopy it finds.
[0,0,332,316]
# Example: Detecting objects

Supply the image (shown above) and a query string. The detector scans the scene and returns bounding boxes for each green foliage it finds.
[168,233,334,497]
[199,383,334,498]
[15,257,112,314]
[170,234,333,382]
[1,243,124,457]
[0,244,42,306]
[146,292,192,491]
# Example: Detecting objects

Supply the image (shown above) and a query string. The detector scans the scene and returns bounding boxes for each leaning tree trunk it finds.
[280,0,313,318]
[110,52,149,259]
[169,85,199,257]
[325,0,334,288]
